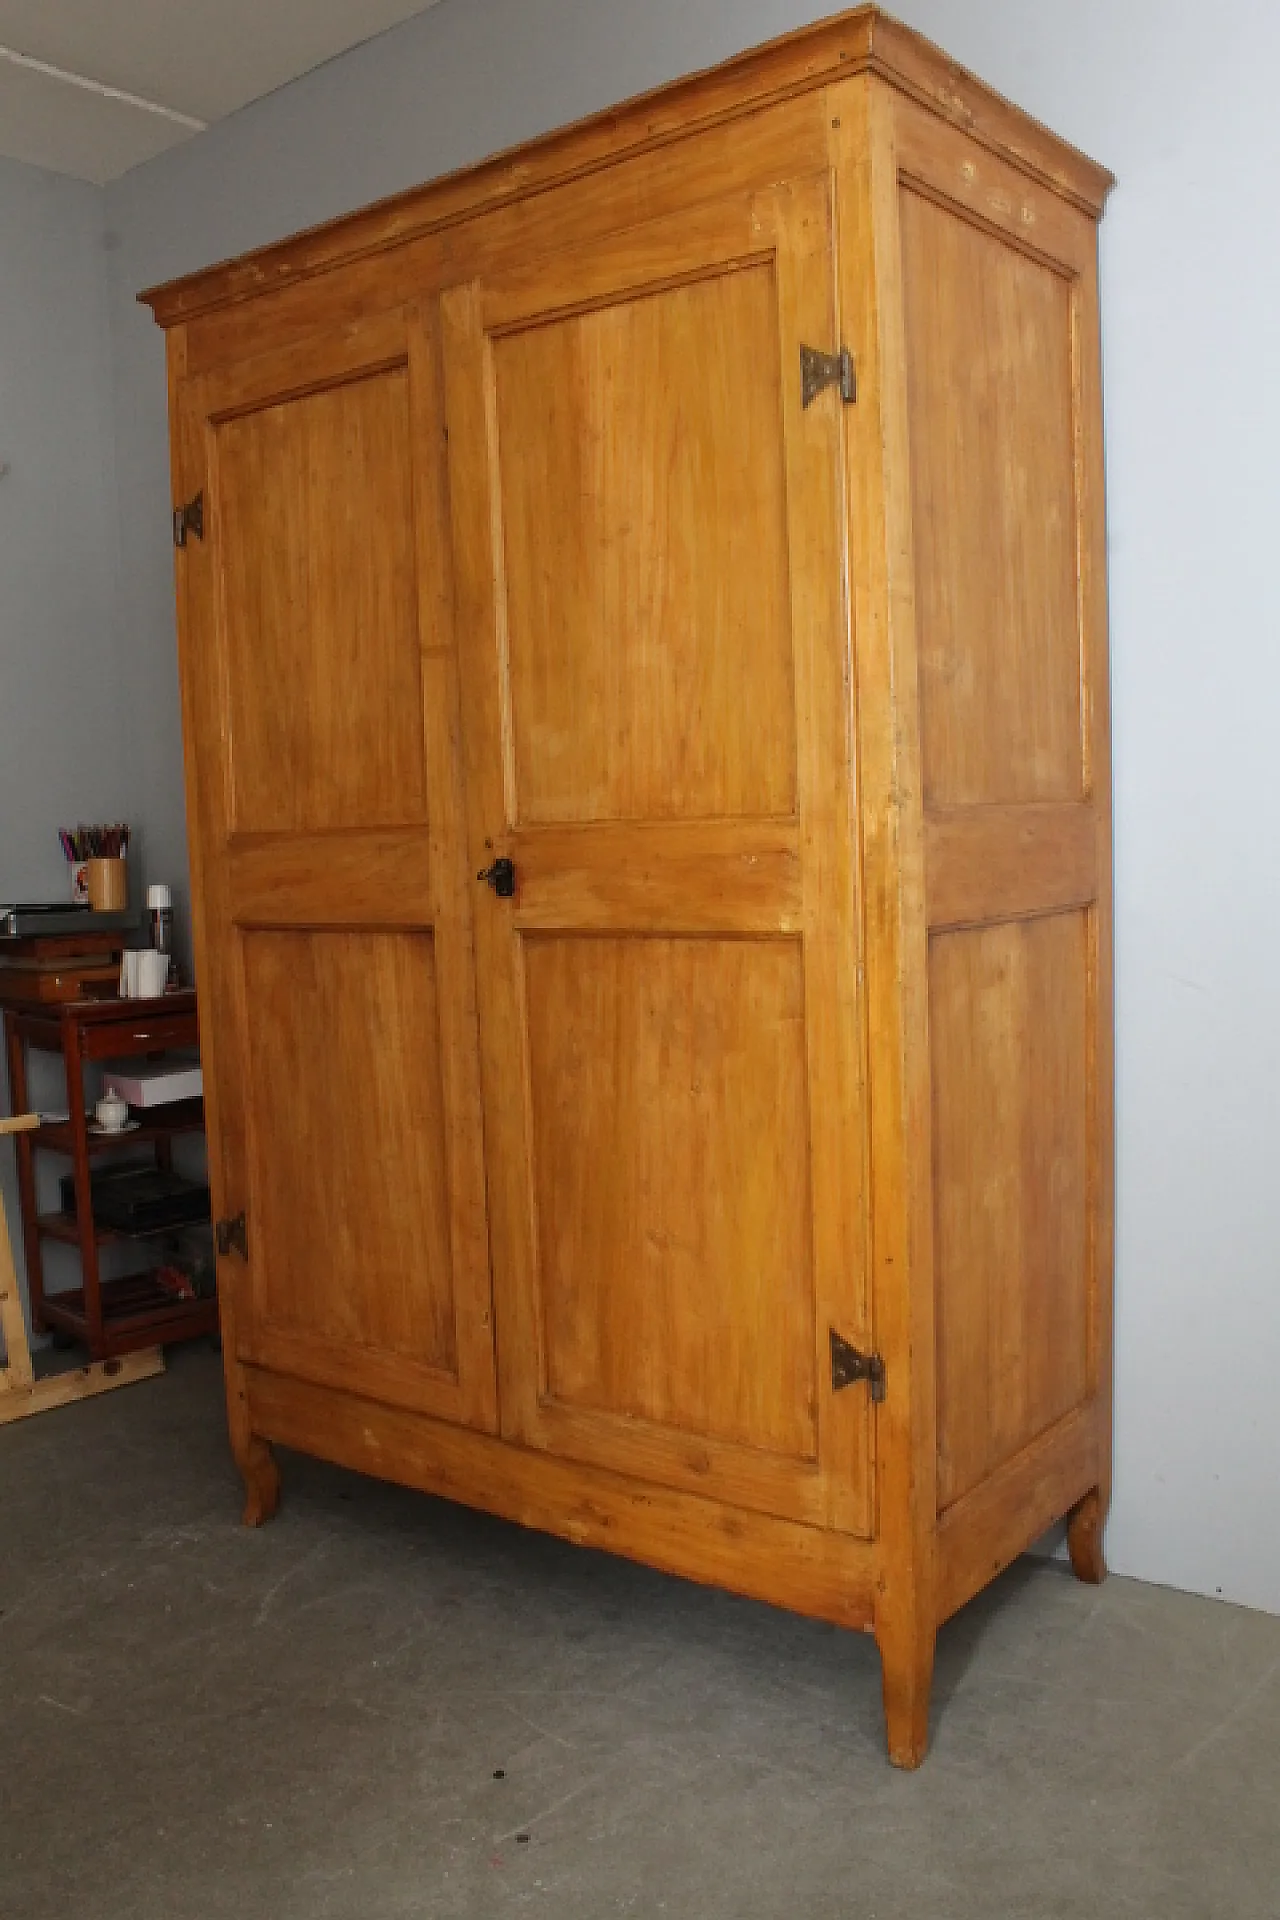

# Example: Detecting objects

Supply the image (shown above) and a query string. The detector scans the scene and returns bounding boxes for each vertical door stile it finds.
[763,175,872,1538]
[408,302,500,1431]
[441,279,545,1433]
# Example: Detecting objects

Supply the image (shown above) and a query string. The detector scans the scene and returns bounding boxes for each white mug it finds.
[138,949,168,999]
[120,948,167,999]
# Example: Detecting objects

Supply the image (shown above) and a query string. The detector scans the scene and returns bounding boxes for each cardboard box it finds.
[102,1061,203,1108]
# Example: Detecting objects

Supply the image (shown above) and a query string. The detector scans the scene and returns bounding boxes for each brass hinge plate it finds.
[215,1211,247,1260]
[829,1327,885,1401]
[172,491,204,548]
[800,344,856,409]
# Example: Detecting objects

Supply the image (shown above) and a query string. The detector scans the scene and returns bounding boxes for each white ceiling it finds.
[0,1,445,185]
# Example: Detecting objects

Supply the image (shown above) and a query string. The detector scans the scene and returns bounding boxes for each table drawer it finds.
[77,1011,198,1060]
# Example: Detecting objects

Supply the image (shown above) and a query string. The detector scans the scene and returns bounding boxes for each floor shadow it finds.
[931,1554,1062,1728]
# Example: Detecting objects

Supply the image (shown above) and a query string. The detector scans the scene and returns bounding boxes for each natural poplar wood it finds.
[147,9,1114,1767]
[172,308,498,1444]
[829,68,940,1775]
[247,1364,879,1631]
[930,914,1091,1511]
[443,174,872,1536]
[936,1404,1099,1622]
[925,803,1096,930]
[139,9,1110,330]
[1067,1488,1108,1585]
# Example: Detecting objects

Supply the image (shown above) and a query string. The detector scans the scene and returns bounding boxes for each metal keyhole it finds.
[478,857,515,897]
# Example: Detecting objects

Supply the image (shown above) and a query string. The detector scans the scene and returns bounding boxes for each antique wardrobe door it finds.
[443,176,872,1532]
[175,307,497,1430]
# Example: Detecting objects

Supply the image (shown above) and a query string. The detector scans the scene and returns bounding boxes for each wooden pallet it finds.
[0,1114,163,1422]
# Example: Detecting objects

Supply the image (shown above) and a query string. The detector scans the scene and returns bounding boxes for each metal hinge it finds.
[172,491,204,548]
[800,344,856,409]
[829,1327,885,1402]
[215,1211,247,1260]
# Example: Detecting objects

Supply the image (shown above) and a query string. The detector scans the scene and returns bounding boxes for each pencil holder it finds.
[86,857,128,913]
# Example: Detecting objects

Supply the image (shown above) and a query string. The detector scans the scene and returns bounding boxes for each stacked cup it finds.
[120,949,169,999]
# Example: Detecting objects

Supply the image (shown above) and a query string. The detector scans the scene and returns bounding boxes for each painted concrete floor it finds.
[2,1346,1276,1920]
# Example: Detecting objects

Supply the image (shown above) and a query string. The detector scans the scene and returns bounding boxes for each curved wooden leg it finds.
[239,1434,282,1529]
[876,1615,935,1770]
[1067,1488,1108,1585]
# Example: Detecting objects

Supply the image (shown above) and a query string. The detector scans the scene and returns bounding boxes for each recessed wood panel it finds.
[931,911,1091,1509]
[493,261,797,825]
[523,934,816,1459]
[900,189,1083,806]
[242,929,456,1374]
[925,803,1096,931]
[216,367,426,832]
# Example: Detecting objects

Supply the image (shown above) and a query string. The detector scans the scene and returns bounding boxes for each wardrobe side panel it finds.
[891,103,1108,1514]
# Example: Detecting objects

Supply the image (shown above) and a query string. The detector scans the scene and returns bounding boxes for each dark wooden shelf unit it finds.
[41,1273,218,1357]
[2,985,216,1360]
[34,1097,205,1155]
[37,1211,128,1247]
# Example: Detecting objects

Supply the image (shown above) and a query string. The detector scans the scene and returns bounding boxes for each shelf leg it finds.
[4,1014,46,1334]
[64,1015,105,1359]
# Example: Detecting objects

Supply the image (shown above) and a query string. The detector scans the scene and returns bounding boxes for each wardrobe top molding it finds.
[139,6,1113,328]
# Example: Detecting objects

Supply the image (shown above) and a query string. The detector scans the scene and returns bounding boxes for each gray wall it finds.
[0,155,129,1343]
[2,0,1274,1611]
[0,157,123,901]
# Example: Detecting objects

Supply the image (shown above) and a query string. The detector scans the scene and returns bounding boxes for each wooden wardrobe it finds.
[144,7,1114,1768]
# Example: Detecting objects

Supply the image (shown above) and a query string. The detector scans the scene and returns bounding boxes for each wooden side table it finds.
[2,991,217,1360]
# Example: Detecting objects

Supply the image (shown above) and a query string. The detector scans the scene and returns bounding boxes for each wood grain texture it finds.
[240,929,457,1378]
[0,1348,165,1426]
[168,320,289,1524]
[216,364,425,834]
[165,320,265,1521]
[525,935,816,1460]
[1076,225,1116,1560]
[831,73,939,1772]
[179,98,831,381]
[407,307,502,1437]
[892,92,1095,273]
[228,830,433,929]
[200,311,409,417]
[900,185,1084,808]
[930,911,1091,1511]
[150,16,1116,1771]
[445,174,871,1533]
[896,101,1112,1608]
[772,165,875,1543]
[1066,1487,1108,1584]
[925,803,1096,930]
[508,820,802,936]
[140,9,1111,329]
[246,1364,878,1631]
[177,303,498,1446]
[495,261,796,826]
[935,1403,1097,1623]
